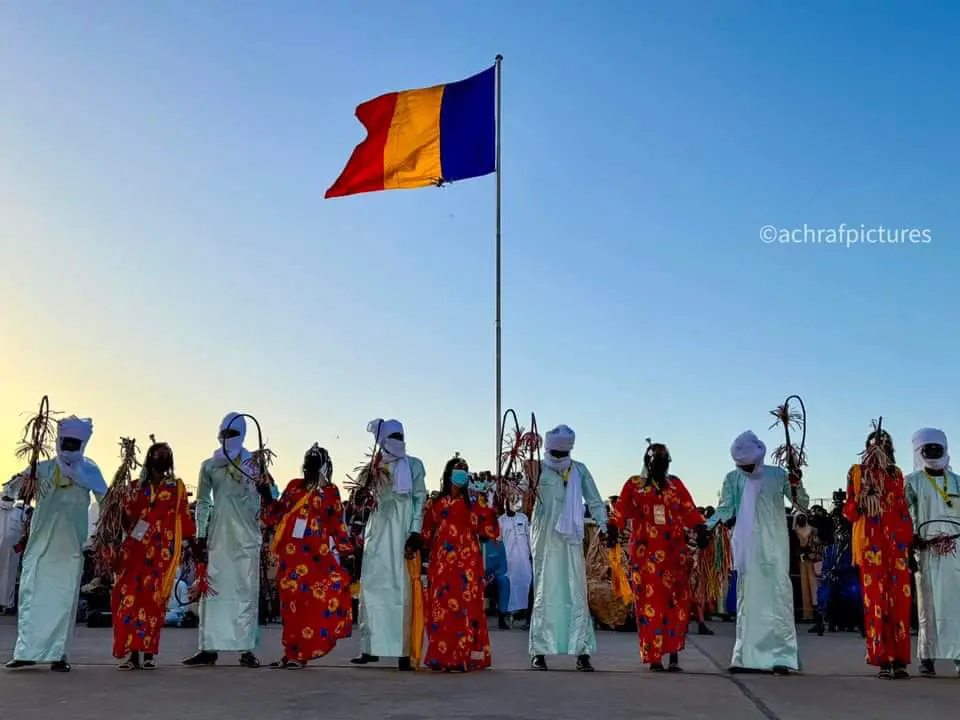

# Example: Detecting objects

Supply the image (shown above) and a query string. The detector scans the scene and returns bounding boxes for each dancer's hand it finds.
[605,523,619,548]
[695,524,710,549]
[908,553,919,573]
[404,532,423,559]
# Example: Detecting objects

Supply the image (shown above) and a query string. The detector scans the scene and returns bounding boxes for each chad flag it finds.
[325,66,496,199]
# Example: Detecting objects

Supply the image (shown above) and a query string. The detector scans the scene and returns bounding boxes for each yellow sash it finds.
[159,482,185,602]
[407,553,424,669]
[849,465,867,566]
[608,544,633,603]
[269,490,314,556]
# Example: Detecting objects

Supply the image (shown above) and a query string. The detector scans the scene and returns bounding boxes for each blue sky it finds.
[1,1,957,505]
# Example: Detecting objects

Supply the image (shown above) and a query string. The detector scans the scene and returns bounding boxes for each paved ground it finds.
[0,617,958,720]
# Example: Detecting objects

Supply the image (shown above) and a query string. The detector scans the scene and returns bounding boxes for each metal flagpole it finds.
[494,54,503,482]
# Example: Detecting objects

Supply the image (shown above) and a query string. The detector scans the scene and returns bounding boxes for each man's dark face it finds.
[921,443,945,461]
[737,463,756,474]
[388,432,404,442]
[219,429,240,441]
[60,437,82,452]
[548,449,569,460]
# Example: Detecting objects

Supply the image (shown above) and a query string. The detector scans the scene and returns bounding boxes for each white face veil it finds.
[367,418,412,494]
[543,425,575,473]
[56,416,93,478]
[912,427,951,472]
[218,412,247,458]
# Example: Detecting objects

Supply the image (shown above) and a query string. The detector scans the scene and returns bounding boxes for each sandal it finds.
[142,658,157,670]
[117,660,140,671]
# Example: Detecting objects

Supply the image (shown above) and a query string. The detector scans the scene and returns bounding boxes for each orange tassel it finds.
[608,545,634,603]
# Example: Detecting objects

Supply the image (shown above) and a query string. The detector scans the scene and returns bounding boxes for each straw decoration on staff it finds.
[769,394,808,511]
[345,420,390,513]
[496,409,541,516]
[92,437,141,574]
[13,395,59,505]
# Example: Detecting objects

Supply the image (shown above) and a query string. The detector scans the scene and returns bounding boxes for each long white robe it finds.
[358,457,427,658]
[529,461,607,657]
[498,512,532,612]
[195,458,261,652]
[4,460,104,662]
[906,470,960,661]
[707,465,805,671]
[0,503,24,608]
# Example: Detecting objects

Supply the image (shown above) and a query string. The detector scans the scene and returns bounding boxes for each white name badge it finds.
[292,518,307,539]
[653,505,666,525]
[131,520,150,541]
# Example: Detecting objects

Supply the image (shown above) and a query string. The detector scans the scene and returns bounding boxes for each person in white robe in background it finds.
[905,427,960,677]
[0,491,25,613]
[498,499,532,623]
[4,416,106,673]
[706,430,806,675]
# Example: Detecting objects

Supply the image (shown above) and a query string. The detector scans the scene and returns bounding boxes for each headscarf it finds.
[304,443,333,485]
[730,430,766,479]
[56,416,93,479]
[543,425,576,473]
[211,412,253,469]
[55,416,106,494]
[545,425,584,545]
[368,418,413,494]
[912,427,951,472]
[729,430,767,572]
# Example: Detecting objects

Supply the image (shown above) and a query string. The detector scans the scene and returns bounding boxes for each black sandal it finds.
[117,659,140,671]
[878,665,893,679]
[142,656,157,670]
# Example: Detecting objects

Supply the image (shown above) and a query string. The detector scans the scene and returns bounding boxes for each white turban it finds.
[912,427,950,472]
[55,416,106,494]
[730,430,766,472]
[211,411,252,469]
[545,425,575,451]
[218,412,247,457]
[544,425,575,474]
[367,418,412,494]
[57,416,93,474]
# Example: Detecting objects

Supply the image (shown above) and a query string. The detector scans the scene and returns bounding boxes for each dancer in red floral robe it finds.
[112,442,196,669]
[608,442,707,671]
[422,458,499,672]
[843,429,914,679]
[263,444,353,668]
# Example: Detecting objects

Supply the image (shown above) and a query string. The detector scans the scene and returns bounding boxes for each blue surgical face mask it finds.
[451,469,470,488]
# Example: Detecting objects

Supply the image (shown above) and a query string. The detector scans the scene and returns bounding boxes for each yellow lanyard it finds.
[924,470,953,507]
[54,465,74,489]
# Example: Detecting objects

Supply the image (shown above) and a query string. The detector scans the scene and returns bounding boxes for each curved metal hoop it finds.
[222,413,267,483]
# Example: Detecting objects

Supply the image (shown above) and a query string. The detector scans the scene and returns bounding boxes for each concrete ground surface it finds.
[0,617,958,720]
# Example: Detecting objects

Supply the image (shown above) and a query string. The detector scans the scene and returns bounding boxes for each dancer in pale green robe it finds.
[5,416,105,673]
[707,430,806,674]
[351,418,427,670]
[183,412,269,668]
[905,427,960,677]
[529,424,607,672]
